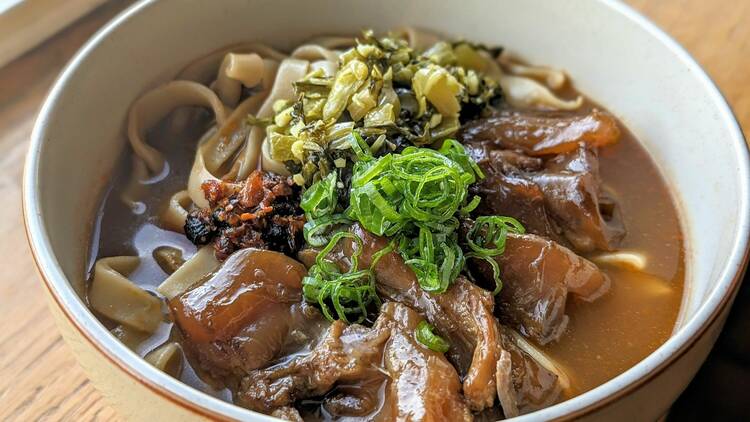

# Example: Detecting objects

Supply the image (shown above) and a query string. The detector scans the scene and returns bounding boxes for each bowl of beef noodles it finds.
[23,0,750,420]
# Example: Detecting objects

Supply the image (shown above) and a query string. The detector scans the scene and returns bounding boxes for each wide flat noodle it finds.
[498,52,567,90]
[240,58,311,178]
[478,49,582,111]
[128,81,228,174]
[177,43,286,84]
[187,59,280,207]
[291,44,341,63]
[302,35,355,50]
[145,342,184,377]
[393,26,443,50]
[160,190,192,233]
[498,74,583,110]
[213,53,265,107]
[170,43,286,132]
[119,155,150,212]
[89,257,162,333]
[292,44,340,77]
[157,246,220,300]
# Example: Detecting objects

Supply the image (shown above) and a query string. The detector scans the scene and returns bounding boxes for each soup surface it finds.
[85,29,684,420]
[545,116,684,395]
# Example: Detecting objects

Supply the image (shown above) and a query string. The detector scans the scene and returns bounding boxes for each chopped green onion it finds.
[345,141,476,293]
[438,139,484,183]
[300,171,338,219]
[415,320,450,353]
[349,131,373,162]
[301,231,381,323]
[466,252,503,295]
[303,214,351,247]
[466,215,525,256]
[300,130,524,313]
[465,216,525,294]
[460,195,482,215]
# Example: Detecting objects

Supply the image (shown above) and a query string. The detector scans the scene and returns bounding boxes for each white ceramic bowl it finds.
[23,0,750,420]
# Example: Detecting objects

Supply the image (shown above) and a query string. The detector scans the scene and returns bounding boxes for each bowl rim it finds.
[22,0,750,420]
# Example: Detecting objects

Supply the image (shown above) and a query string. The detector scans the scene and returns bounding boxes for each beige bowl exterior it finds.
[43,293,208,421]
[24,0,750,420]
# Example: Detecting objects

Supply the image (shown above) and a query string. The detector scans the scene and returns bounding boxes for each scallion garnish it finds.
[344,139,482,293]
[302,214,351,247]
[466,215,526,256]
[300,133,524,322]
[300,171,338,219]
[465,215,525,294]
[301,231,381,323]
[415,320,450,353]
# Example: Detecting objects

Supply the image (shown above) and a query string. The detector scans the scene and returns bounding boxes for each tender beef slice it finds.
[495,349,518,417]
[431,277,501,411]
[236,302,473,422]
[322,377,385,418]
[237,320,388,414]
[529,147,626,252]
[458,108,620,157]
[470,232,610,345]
[468,146,568,246]
[461,109,626,253]
[376,275,501,412]
[378,303,473,422]
[495,326,562,417]
[300,225,571,416]
[169,248,325,381]
[301,224,501,411]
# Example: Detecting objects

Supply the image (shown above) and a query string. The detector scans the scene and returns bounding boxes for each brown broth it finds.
[89,117,233,401]
[87,100,685,409]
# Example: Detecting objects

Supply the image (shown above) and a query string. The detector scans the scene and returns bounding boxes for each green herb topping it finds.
[344,138,482,293]
[465,216,526,294]
[300,232,382,324]
[300,135,524,322]
[415,320,450,353]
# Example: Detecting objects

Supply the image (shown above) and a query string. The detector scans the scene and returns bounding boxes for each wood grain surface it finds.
[0,1,748,420]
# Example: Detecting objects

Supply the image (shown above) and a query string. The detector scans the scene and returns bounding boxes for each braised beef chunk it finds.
[470,232,610,344]
[431,277,501,411]
[465,123,625,252]
[468,146,567,246]
[376,276,502,412]
[301,224,500,411]
[322,378,384,417]
[529,147,625,252]
[378,303,473,421]
[377,275,502,411]
[458,108,620,157]
[237,320,388,415]
[496,327,562,417]
[237,302,473,421]
[169,249,325,381]
[184,170,305,260]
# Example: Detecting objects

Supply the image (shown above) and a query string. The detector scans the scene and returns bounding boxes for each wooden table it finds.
[1,1,748,420]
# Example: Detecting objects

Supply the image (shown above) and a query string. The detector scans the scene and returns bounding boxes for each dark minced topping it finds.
[184,170,305,260]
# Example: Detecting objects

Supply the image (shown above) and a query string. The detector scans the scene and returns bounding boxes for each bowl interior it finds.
[25,0,749,420]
